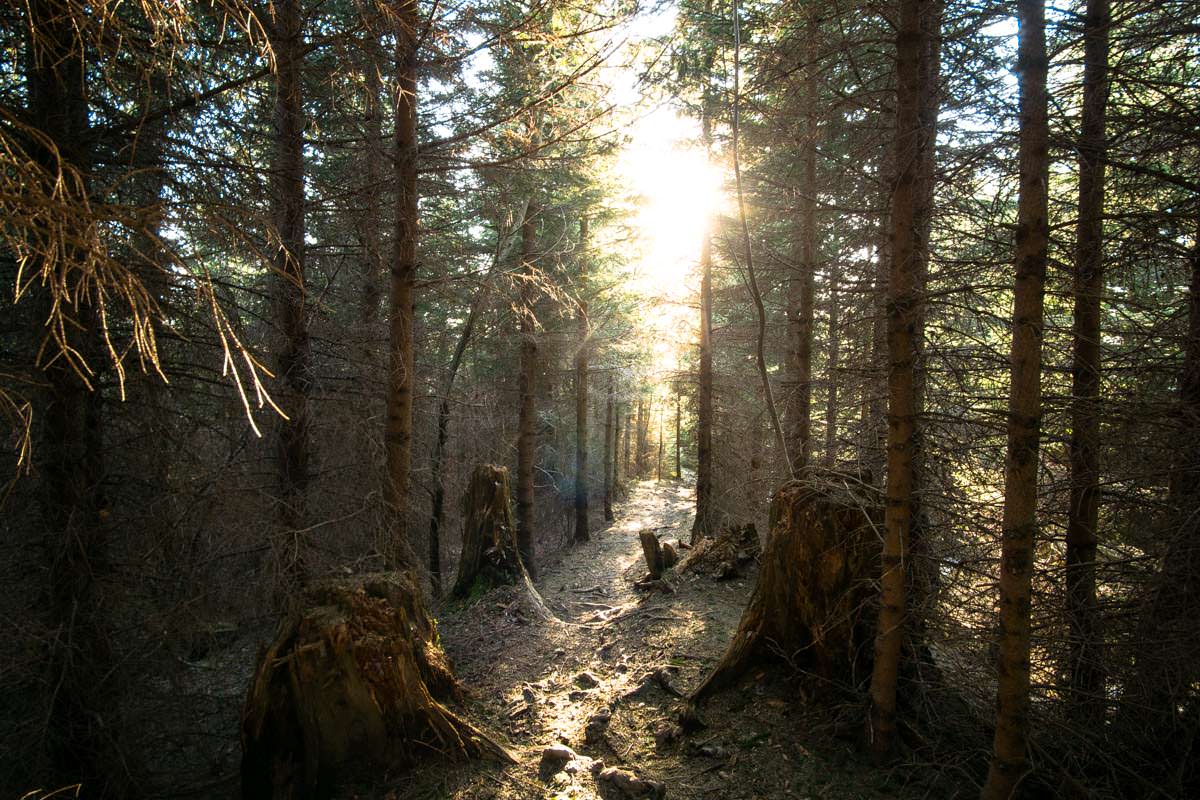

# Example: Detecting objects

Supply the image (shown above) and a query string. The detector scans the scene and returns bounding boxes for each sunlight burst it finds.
[620,108,723,297]
[615,106,723,377]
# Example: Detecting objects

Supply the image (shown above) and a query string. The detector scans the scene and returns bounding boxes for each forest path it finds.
[375,481,894,800]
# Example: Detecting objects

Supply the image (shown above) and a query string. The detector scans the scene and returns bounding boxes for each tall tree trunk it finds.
[636,396,649,478]
[25,3,122,790]
[693,0,717,542]
[270,0,311,584]
[693,217,715,542]
[384,0,419,569]
[907,0,943,634]
[575,217,590,543]
[864,161,893,485]
[628,400,638,482]
[517,199,540,577]
[824,262,840,469]
[358,41,383,329]
[1065,0,1109,724]
[1176,216,1200,517]
[603,376,615,521]
[787,11,819,473]
[657,406,664,481]
[981,0,1050,795]
[675,388,682,479]
[613,398,622,491]
[867,0,941,761]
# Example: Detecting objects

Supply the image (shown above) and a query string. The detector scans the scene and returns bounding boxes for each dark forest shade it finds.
[1,0,1198,796]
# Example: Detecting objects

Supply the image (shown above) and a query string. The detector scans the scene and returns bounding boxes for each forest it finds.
[1,0,1197,798]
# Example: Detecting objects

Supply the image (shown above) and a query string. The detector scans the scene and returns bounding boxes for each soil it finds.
[337,481,913,800]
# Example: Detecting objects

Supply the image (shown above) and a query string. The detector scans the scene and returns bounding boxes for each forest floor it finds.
[342,480,907,800]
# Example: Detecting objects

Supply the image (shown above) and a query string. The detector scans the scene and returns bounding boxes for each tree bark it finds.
[824,263,840,469]
[603,377,615,522]
[453,465,525,597]
[786,10,819,473]
[517,199,540,578]
[623,403,633,481]
[270,0,311,583]
[613,398,622,495]
[657,405,664,481]
[1065,0,1109,725]
[693,0,717,542]
[640,531,665,579]
[866,0,939,761]
[575,217,590,542]
[675,388,682,480]
[981,0,1050,795]
[636,396,649,478]
[357,38,383,329]
[691,475,880,703]
[384,0,419,570]
[25,3,123,790]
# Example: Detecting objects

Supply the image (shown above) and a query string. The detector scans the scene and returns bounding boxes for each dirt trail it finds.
[362,481,895,800]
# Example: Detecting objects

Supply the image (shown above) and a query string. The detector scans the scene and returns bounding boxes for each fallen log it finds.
[240,572,513,798]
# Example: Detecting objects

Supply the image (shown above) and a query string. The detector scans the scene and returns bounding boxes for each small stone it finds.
[568,690,590,701]
[595,766,666,799]
[522,684,537,703]
[563,755,593,775]
[553,648,566,659]
[585,707,612,744]
[697,744,726,759]
[574,671,600,689]
[540,742,578,771]
[653,666,682,697]
[653,723,680,752]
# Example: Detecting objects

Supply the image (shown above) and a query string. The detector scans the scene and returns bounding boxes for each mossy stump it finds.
[690,472,880,703]
[453,464,525,598]
[240,572,512,799]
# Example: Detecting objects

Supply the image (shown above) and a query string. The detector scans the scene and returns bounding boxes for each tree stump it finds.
[690,473,880,703]
[451,464,557,621]
[453,464,525,599]
[240,572,512,798]
[640,530,665,579]
[661,542,678,569]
